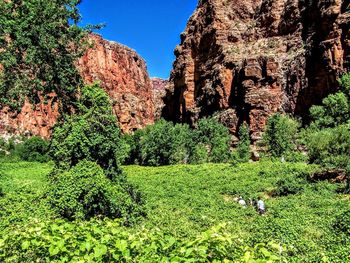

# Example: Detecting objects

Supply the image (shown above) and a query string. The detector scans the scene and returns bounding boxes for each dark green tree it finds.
[194,117,231,163]
[263,113,299,157]
[138,120,192,166]
[309,73,350,129]
[49,83,128,179]
[0,0,100,111]
[237,123,250,162]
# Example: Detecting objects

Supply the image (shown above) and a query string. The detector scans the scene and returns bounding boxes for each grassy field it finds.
[0,160,349,262]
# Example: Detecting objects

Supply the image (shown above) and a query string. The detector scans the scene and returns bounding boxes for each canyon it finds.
[0,34,158,138]
[162,0,350,140]
[1,0,350,140]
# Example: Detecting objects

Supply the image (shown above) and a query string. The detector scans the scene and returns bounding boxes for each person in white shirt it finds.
[257,197,266,215]
[238,196,247,208]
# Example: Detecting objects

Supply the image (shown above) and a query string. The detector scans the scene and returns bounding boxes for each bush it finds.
[310,73,350,129]
[263,113,299,157]
[124,117,231,166]
[47,160,143,222]
[236,123,250,162]
[17,136,50,163]
[305,124,350,169]
[273,177,305,196]
[334,210,350,236]
[189,143,209,164]
[50,83,128,179]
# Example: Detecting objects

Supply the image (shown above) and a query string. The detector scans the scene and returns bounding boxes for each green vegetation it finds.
[17,136,50,163]
[236,123,251,162]
[0,1,349,259]
[305,74,350,176]
[263,113,299,158]
[47,83,142,222]
[0,161,348,262]
[124,117,231,166]
[50,83,128,178]
[47,160,143,222]
[0,0,101,111]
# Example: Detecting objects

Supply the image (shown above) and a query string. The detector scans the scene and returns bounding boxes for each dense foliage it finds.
[0,137,17,158]
[47,83,143,222]
[137,120,192,166]
[236,123,251,162]
[0,0,99,111]
[47,160,143,222]
[0,219,284,262]
[125,118,231,166]
[309,73,350,129]
[305,73,350,185]
[1,161,348,262]
[194,118,231,163]
[50,83,128,178]
[263,113,299,158]
[17,136,50,163]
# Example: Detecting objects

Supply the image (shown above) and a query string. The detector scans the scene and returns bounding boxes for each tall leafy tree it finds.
[0,0,98,111]
[237,123,250,162]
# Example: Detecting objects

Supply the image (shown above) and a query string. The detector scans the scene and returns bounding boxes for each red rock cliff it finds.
[163,0,350,140]
[151,77,169,120]
[0,34,155,137]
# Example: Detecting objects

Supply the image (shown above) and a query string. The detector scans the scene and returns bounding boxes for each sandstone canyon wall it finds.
[0,34,155,137]
[163,0,350,140]
[151,77,169,120]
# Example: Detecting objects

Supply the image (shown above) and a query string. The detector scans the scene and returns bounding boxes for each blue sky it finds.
[79,1,198,79]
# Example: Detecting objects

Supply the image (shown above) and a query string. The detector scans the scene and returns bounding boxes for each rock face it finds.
[163,0,350,140]
[0,34,155,137]
[151,78,169,120]
[78,34,154,133]
[0,93,59,139]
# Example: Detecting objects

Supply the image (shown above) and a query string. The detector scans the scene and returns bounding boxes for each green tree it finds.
[0,0,100,111]
[305,73,350,187]
[49,83,128,179]
[310,73,350,129]
[263,113,299,157]
[139,120,192,166]
[194,118,231,163]
[236,123,250,162]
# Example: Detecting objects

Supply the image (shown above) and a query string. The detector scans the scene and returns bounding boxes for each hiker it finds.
[257,197,265,215]
[238,196,247,208]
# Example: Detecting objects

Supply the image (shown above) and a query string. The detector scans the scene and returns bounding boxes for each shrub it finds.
[17,136,50,163]
[263,113,299,157]
[334,210,350,236]
[189,143,209,164]
[236,123,250,162]
[47,160,143,222]
[273,177,305,196]
[50,83,128,178]
[310,73,350,129]
[305,124,350,169]
[194,117,231,163]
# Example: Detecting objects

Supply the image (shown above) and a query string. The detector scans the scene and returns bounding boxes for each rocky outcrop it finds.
[151,78,169,120]
[0,34,155,137]
[0,93,59,139]
[78,34,154,133]
[163,0,350,140]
